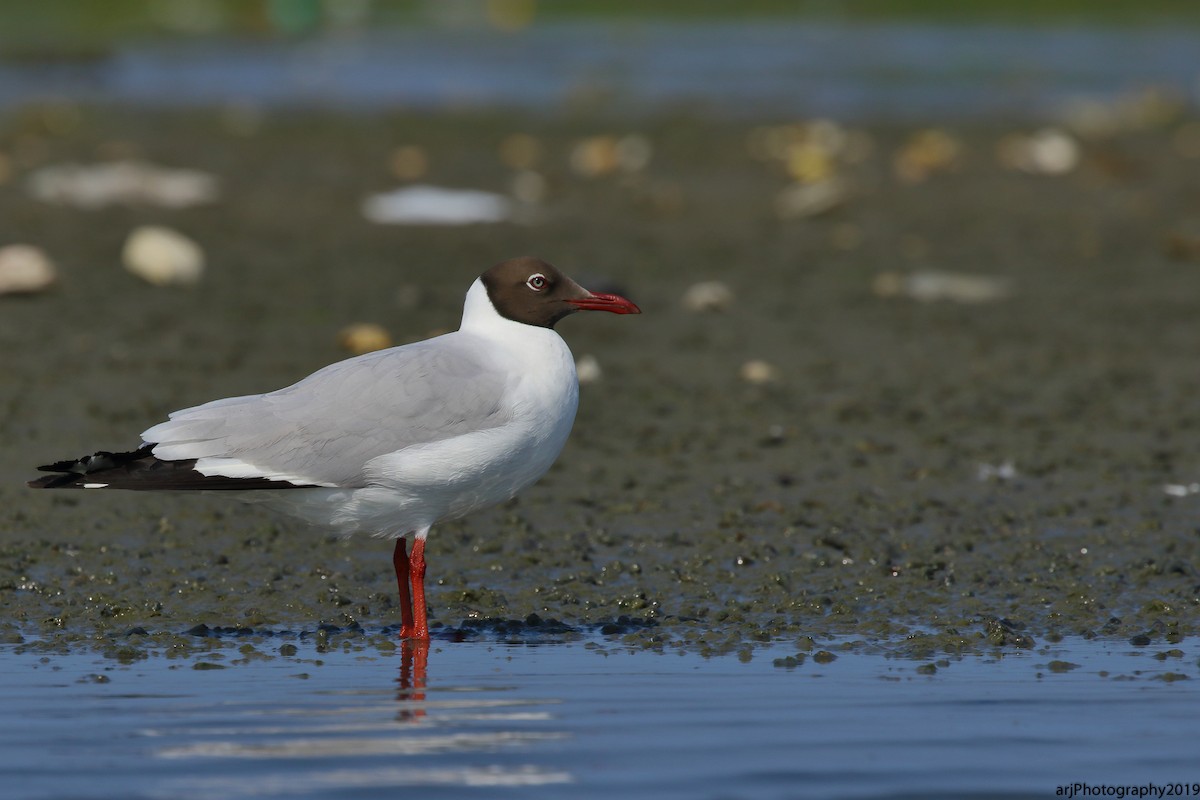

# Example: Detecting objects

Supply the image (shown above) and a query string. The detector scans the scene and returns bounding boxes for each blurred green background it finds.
[0,0,1198,54]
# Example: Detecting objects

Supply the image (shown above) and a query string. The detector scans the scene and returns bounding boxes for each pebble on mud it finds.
[337,322,393,355]
[388,145,429,180]
[27,160,219,208]
[361,185,513,225]
[681,280,734,312]
[872,270,1012,304]
[893,129,962,183]
[0,244,57,296]
[997,128,1080,175]
[739,359,779,385]
[576,354,603,384]
[977,461,1018,481]
[569,134,653,177]
[122,226,206,286]
[498,133,543,170]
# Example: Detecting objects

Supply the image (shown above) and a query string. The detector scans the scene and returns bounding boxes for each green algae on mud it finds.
[1,108,1199,662]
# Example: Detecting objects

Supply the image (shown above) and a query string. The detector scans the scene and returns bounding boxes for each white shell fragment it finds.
[575,354,603,385]
[0,244,57,295]
[997,128,1080,175]
[362,185,512,225]
[977,461,1018,481]
[1163,483,1200,498]
[27,161,219,209]
[122,226,205,287]
[681,280,734,312]
[739,359,779,385]
[872,271,1012,304]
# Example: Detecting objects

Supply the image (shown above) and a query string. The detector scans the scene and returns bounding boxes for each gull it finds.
[28,257,641,640]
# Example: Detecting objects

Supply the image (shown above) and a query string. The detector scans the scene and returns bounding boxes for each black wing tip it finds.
[27,444,319,491]
[29,445,155,489]
[35,445,155,472]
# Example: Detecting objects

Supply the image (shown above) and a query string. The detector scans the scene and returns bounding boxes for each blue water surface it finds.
[1,21,1198,119]
[0,636,1195,799]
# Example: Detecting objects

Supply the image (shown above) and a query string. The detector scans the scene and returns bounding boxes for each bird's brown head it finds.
[480,257,641,329]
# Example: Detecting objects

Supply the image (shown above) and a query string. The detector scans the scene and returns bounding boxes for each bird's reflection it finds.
[394,640,429,721]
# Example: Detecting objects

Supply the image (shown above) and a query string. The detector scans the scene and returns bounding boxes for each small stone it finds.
[570,136,620,177]
[977,461,1018,481]
[337,323,393,355]
[0,245,57,295]
[873,270,1011,304]
[122,226,205,286]
[499,133,543,170]
[27,160,218,208]
[362,185,512,225]
[784,140,837,183]
[740,359,778,385]
[388,145,428,180]
[681,280,734,312]
[570,134,650,177]
[997,128,1080,175]
[576,354,602,384]
[894,129,962,183]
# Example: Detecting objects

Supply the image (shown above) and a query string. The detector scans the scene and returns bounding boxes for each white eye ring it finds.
[526,273,548,291]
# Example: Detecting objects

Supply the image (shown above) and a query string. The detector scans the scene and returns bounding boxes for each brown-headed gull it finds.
[28,257,641,640]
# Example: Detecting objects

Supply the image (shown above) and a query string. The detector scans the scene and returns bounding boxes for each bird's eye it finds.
[526,273,548,291]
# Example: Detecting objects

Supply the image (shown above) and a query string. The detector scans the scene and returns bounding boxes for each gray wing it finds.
[142,333,510,487]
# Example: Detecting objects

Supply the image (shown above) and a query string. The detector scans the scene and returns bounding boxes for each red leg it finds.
[393,538,415,639]
[410,537,429,641]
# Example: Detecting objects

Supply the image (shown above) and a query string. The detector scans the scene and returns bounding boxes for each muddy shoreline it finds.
[2,108,1198,660]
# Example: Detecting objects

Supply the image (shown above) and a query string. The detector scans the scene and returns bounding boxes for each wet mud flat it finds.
[1,107,1199,663]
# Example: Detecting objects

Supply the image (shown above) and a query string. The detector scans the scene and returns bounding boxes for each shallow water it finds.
[2,636,1195,800]
[1,21,1199,119]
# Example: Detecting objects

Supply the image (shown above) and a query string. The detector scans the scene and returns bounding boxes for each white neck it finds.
[457,276,573,360]
[459,278,499,332]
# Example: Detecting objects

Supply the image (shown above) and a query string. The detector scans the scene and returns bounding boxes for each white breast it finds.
[365,326,578,520]
[278,279,582,538]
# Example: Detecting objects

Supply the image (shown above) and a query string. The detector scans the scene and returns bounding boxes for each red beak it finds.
[566,291,642,315]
